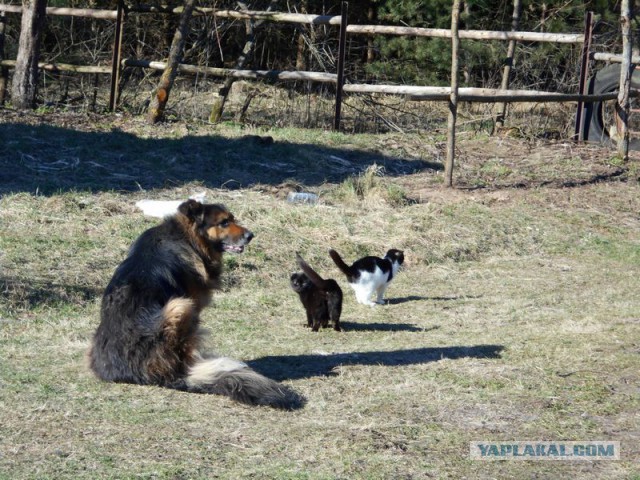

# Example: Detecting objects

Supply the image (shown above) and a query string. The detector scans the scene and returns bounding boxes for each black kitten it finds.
[290,253,343,332]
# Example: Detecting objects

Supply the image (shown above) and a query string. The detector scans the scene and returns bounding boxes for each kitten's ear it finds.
[178,199,205,224]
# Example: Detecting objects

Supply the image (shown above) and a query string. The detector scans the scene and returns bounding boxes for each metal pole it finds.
[333,1,348,131]
[574,11,594,141]
[109,0,125,111]
[444,0,461,188]
[616,0,632,159]
[0,12,7,105]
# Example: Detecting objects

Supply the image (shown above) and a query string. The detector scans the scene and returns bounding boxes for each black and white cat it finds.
[290,253,343,331]
[329,248,404,306]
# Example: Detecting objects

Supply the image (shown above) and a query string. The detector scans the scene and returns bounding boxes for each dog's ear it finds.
[178,199,205,224]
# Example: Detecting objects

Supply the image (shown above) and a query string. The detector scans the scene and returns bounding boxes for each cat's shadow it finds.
[386,294,482,305]
[339,322,439,332]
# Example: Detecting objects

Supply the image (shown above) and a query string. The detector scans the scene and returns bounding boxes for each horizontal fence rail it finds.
[0,4,118,19]
[2,56,629,104]
[0,4,584,43]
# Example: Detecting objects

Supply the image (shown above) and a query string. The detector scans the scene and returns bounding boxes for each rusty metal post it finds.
[616,0,633,159]
[0,12,7,105]
[444,0,461,188]
[109,0,125,111]
[333,1,348,131]
[574,11,594,141]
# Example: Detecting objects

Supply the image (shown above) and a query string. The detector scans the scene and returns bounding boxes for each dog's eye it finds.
[218,219,230,228]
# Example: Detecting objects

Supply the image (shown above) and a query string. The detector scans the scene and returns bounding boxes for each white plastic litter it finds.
[136,191,207,218]
[286,192,319,204]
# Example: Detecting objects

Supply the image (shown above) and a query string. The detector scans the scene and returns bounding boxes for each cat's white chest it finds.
[349,266,390,306]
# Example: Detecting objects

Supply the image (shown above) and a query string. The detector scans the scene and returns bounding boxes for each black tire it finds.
[583,64,640,149]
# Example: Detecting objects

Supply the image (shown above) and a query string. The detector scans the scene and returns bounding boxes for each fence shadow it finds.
[0,119,441,195]
[0,275,101,310]
[249,344,504,381]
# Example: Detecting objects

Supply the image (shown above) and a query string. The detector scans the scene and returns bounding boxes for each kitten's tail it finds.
[329,249,354,279]
[296,252,331,289]
[184,356,305,410]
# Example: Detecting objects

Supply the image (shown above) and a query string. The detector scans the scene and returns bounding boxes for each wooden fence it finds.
[0,1,634,183]
[0,2,603,109]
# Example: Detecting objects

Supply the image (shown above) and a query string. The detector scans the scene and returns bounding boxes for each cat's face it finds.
[290,272,312,293]
[386,249,405,266]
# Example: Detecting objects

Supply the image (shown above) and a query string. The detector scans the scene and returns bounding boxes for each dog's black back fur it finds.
[92,216,207,386]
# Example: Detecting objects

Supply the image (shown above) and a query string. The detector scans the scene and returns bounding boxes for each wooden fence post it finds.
[334,1,348,131]
[574,11,594,141]
[494,0,521,130]
[444,0,461,188]
[108,0,125,111]
[617,0,632,159]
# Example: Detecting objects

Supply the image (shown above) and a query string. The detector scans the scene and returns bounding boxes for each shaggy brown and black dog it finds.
[88,199,302,409]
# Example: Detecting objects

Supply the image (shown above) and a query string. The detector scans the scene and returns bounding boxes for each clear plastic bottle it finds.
[286,192,319,204]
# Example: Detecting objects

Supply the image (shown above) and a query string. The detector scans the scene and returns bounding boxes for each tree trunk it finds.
[295,0,308,70]
[295,28,306,71]
[208,19,254,123]
[494,0,521,130]
[147,0,196,124]
[209,0,277,123]
[11,0,47,110]
[366,6,375,64]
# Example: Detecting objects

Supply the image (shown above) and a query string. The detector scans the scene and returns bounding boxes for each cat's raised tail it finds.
[329,249,355,279]
[296,253,330,289]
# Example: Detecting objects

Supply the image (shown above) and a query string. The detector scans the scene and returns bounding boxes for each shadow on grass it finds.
[385,295,431,305]
[0,276,101,311]
[339,322,437,332]
[0,121,441,195]
[385,295,477,305]
[249,344,504,381]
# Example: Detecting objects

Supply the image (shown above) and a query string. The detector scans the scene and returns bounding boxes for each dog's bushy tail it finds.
[329,249,354,279]
[185,356,304,409]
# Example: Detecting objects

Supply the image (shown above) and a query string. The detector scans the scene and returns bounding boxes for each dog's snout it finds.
[244,230,254,243]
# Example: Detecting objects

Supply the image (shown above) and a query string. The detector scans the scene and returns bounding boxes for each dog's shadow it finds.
[249,344,504,382]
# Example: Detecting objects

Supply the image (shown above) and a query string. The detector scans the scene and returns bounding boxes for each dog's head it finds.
[178,199,254,253]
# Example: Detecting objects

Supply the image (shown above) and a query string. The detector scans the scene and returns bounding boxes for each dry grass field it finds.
[1,110,639,479]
